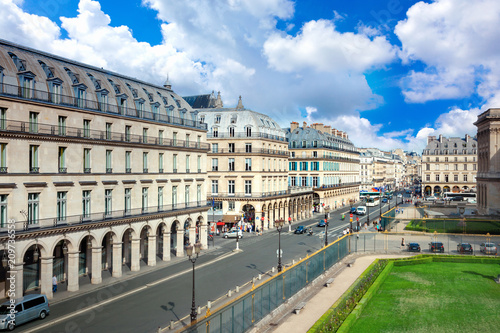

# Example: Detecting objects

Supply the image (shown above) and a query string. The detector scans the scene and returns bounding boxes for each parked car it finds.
[429,241,444,253]
[317,221,326,227]
[223,230,243,238]
[457,243,473,254]
[397,194,403,198]
[381,197,388,203]
[0,294,50,331]
[356,206,366,215]
[480,242,497,255]
[407,243,421,252]
[350,207,357,214]
[294,226,307,234]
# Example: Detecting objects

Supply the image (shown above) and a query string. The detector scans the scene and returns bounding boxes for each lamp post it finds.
[276,219,284,272]
[366,196,370,226]
[324,208,330,246]
[186,242,202,323]
[348,199,354,233]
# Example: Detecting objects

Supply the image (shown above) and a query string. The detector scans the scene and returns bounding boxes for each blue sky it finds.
[2,0,498,152]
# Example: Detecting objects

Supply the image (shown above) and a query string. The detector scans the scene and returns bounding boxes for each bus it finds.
[366,196,380,207]
[443,192,476,203]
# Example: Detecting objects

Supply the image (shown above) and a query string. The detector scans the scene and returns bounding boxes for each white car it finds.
[425,196,437,201]
[223,230,243,239]
[480,242,497,254]
[397,194,403,198]
[356,206,366,215]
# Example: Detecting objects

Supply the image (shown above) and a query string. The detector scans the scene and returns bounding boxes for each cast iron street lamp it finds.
[276,219,285,272]
[366,196,370,226]
[324,208,330,246]
[186,242,202,323]
[348,200,354,233]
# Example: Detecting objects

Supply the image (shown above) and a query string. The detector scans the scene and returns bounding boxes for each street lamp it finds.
[276,219,285,272]
[324,208,330,246]
[186,241,202,323]
[348,199,354,233]
[366,196,370,226]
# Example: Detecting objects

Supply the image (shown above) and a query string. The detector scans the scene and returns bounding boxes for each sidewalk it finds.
[265,254,412,333]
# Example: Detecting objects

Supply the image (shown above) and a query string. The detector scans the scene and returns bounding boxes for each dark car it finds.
[294,226,306,234]
[317,221,326,227]
[407,243,421,252]
[350,207,357,214]
[429,242,444,253]
[382,197,388,203]
[457,243,473,254]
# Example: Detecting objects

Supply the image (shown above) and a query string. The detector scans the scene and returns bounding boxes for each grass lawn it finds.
[405,219,500,234]
[348,262,500,332]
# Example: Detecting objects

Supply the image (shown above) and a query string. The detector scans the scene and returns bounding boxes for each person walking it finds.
[52,275,58,292]
[401,237,405,248]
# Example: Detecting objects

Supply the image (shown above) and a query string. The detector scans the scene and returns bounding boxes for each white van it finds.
[0,294,49,331]
[356,206,367,215]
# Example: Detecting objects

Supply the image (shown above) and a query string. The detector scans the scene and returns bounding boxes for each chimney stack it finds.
[302,121,307,129]
[290,122,299,132]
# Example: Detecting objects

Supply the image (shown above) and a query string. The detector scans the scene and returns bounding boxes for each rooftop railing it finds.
[209,148,289,156]
[207,132,287,142]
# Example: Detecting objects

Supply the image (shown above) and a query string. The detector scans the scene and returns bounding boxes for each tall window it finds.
[197,185,201,205]
[212,158,218,171]
[212,180,218,194]
[245,158,252,171]
[186,155,190,172]
[106,123,112,140]
[0,195,6,227]
[197,155,201,173]
[142,188,148,212]
[82,190,91,219]
[58,147,66,173]
[463,175,468,182]
[28,193,39,224]
[83,119,90,138]
[106,150,112,173]
[245,180,252,195]
[185,134,190,146]
[105,189,112,216]
[29,145,39,173]
[29,112,38,133]
[426,174,430,182]
[185,185,190,206]
[0,108,6,131]
[228,158,235,171]
[125,125,131,142]
[173,154,177,172]
[158,187,164,210]
[143,128,148,143]
[172,186,177,208]
[143,152,148,173]
[454,175,458,182]
[159,153,164,173]
[0,144,6,173]
[83,148,91,173]
[173,132,177,146]
[22,77,33,98]
[125,151,131,173]
[435,174,440,182]
[228,143,235,153]
[246,127,251,137]
[212,143,218,153]
[124,188,131,213]
[212,128,218,138]
[228,180,235,195]
[229,127,235,137]
[58,116,66,135]
[158,130,164,145]
[463,164,467,170]
[313,177,318,187]
[245,143,252,153]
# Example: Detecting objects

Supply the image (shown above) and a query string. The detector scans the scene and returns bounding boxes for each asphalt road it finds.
[17,194,404,333]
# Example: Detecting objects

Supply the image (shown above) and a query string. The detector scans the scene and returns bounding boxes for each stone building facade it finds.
[0,40,209,300]
[474,108,500,215]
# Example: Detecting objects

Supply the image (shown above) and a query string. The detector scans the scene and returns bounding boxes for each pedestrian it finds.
[52,275,58,292]
[401,237,405,248]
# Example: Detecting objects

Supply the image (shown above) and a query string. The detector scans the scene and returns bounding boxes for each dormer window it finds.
[135,98,145,114]
[151,102,160,116]
[215,115,221,124]
[200,115,205,123]
[117,94,128,114]
[212,127,219,138]
[231,115,237,124]
[246,126,252,137]
[302,140,307,148]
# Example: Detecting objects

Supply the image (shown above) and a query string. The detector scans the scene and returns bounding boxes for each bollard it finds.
[272,267,275,273]
[207,301,211,309]
[197,306,201,315]
[170,320,174,329]
[258,274,262,280]
[228,289,232,297]
[236,285,240,293]
[252,277,256,284]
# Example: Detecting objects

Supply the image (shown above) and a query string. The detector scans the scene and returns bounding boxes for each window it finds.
[302,140,306,148]
[0,144,5,173]
[58,147,66,173]
[29,145,39,173]
[454,175,458,182]
[290,162,297,171]
[185,185,190,206]
[159,153,164,173]
[228,180,235,195]
[301,162,307,171]
[463,164,467,171]
[212,127,218,138]
[312,177,318,187]
[185,134,190,146]
[454,164,458,171]
[83,119,90,138]
[186,155,190,173]
[172,186,177,208]
[173,132,177,146]
[125,125,131,142]
[212,180,218,194]
[212,158,218,171]
[83,148,91,173]
[173,154,177,173]
[445,157,448,162]
[435,164,439,171]
[473,164,477,171]
[245,158,252,171]
[245,143,252,153]
[445,174,449,183]
[158,187,164,210]
[215,115,221,123]
[105,189,112,216]
[313,141,318,148]
[142,188,148,212]
[246,127,251,137]
[159,130,164,145]
[106,123,112,140]
[29,112,38,133]
[143,152,148,173]
[435,174,440,182]
[22,77,33,98]
[197,184,202,205]
[124,188,131,213]
[245,180,252,195]
[228,158,235,171]
[80,191,91,220]
[143,128,148,143]
[58,116,66,136]
[228,201,235,211]
[313,151,317,158]
[291,176,297,186]
[463,175,468,182]
[435,157,439,162]
[301,177,307,186]
[212,143,218,153]
[125,151,131,173]
[0,195,6,228]
[228,143,235,153]
[0,108,5,131]
[426,174,430,182]
[197,155,201,173]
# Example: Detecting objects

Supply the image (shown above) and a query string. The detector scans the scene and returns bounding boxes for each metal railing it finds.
[208,190,292,198]
[207,132,287,142]
[0,83,207,130]
[209,148,289,156]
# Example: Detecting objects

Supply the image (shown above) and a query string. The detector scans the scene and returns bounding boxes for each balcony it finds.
[159,168,164,174]
[0,83,208,131]
[5,200,211,234]
[59,167,67,174]
[208,190,298,199]
[84,168,91,173]
[106,168,112,174]
[207,131,287,142]
[126,168,132,174]
[207,148,289,156]
[0,167,7,173]
[30,167,39,174]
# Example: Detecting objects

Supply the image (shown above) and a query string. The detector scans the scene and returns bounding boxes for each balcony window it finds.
[228,143,235,153]
[143,128,148,143]
[212,143,218,153]
[124,188,131,214]
[246,127,251,137]
[212,127,218,138]
[83,119,90,138]
[59,147,67,173]
[142,188,148,212]
[184,185,190,206]
[105,189,112,216]
[212,158,218,171]
[228,158,235,171]
[159,153,164,173]
[0,195,7,228]
[197,155,201,173]
[173,154,177,173]
[29,112,38,133]
[143,152,148,173]
[125,151,131,173]
[29,145,39,173]
[186,155,190,173]
[106,150,112,173]
[197,185,202,206]
[245,180,252,195]
[245,158,252,171]
[28,193,39,224]
[159,130,164,145]
[82,190,91,219]
[0,143,6,173]
[228,180,235,195]
[173,132,177,146]
[158,186,164,210]
[83,148,91,173]
[56,192,67,222]
[212,180,218,194]
[106,123,112,140]
[245,143,252,153]
[0,108,6,130]
[125,125,131,142]
[172,186,177,208]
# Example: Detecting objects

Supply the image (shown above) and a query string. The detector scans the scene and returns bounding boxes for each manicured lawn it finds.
[348,262,500,332]
[405,219,500,234]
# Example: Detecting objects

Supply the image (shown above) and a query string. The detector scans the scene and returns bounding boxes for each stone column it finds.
[112,243,122,278]
[67,251,80,292]
[91,247,102,284]
[176,232,184,257]
[200,224,207,249]
[189,226,196,245]
[10,263,24,300]
[147,235,156,266]
[130,239,141,272]
[40,256,54,299]
[162,232,171,261]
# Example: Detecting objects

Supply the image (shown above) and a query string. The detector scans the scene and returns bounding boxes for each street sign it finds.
[350,218,353,222]
[356,217,359,222]
[261,217,265,221]
[350,213,353,218]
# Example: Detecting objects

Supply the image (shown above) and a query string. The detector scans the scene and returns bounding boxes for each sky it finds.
[1,0,499,153]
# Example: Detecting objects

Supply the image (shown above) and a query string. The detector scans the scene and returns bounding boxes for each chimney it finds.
[324,125,331,134]
[302,121,307,129]
[215,91,223,108]
[439,134,443,142]
[290,122,299,132]
[236,96,244,110]
[465,134,470,142]
[427,136,436,144]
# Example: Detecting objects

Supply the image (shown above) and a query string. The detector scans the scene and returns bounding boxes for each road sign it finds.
[350,213,353,218]
[356,217,359,222]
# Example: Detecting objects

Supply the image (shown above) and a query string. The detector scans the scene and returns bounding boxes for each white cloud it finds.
[263,19,397,73]
[396,0,500,103]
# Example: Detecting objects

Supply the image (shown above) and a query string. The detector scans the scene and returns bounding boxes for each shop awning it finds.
[216,222,225,226]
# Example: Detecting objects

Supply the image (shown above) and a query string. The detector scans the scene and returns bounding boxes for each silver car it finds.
[0,294,49,331]
[223,230,243,239]
[480,242,497,255]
